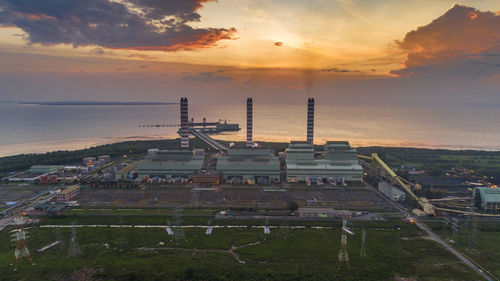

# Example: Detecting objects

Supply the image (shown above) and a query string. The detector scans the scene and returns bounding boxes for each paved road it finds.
[415,221,496,281]
[366,182,496,280]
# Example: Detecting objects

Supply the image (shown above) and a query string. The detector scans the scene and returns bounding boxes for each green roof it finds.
[475,187,500,203]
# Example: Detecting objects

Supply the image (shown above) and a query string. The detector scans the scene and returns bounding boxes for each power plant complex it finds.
[137,97,363,185]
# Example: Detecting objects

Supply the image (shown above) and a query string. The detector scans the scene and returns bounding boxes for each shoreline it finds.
[1,135,500,159]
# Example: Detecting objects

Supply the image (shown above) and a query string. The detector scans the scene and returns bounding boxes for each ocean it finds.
[1,101,499,157]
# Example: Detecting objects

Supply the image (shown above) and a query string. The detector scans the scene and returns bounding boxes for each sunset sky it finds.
[1,0,499,104]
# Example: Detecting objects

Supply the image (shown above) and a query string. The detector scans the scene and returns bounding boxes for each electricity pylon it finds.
[68,222,81,257]
[10,213,33,270]
[338,217,354,267]
[360,228,366,259]
[174,206,184,242]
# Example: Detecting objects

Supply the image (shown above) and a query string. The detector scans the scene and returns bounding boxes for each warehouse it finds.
[285,141,363,183]
[474,187,500,212]
[378,181,406,202]
[29,165,63,174]
[137,149,205,180]
[216,148,280,184]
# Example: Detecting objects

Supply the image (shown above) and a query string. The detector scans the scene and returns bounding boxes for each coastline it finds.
[1,134,500,159]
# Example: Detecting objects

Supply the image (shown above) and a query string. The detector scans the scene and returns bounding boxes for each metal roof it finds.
[476,187,500,203]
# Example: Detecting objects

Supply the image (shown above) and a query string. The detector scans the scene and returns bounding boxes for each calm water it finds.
[1,102,499,156]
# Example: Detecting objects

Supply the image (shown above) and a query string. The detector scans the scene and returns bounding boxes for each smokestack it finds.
[246,97,253,147]
[307,98,314,144]
[180,97,189,148]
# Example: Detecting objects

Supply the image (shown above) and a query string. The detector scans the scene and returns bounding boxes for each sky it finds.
[0,0,499,105]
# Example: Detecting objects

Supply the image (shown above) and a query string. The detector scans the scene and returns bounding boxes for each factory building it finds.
[474,187,500,212]
[137,148,205,180]
[285,141,363,183]
[57,185,80,203]
[29,165,63,174]
[216,148,281,184]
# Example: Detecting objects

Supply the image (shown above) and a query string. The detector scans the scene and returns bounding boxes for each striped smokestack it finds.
[246,97,253,147]
[180,97,189,148]
[307,98,314,144]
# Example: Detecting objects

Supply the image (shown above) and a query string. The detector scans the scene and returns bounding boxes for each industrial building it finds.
[215,97,280,184]
[378,181,406,202]
[216,148,281,184]
[114,163,137,181]
[474,187,500,212]
[57,185,80,202]
[29,165,63,174]
[285,141,363,183]
[137,148,205,180]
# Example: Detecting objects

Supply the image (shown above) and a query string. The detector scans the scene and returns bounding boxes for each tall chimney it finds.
[307,98,314,144]
[246,97,253,147]
[180,97,189,148]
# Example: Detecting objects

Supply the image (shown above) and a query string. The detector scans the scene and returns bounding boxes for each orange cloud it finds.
[15,12,57,21]
[395,5,500,69]
[118,28,237,52]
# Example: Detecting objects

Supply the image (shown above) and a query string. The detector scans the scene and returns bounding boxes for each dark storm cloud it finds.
[0,0,236,51]
[180,71,234,83]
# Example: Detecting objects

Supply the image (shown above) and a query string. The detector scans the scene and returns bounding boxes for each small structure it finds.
[474,187,500,212]
[298,207,352,218]
[57,186,80,203]
[378,181,406,202]
[114,163,137,181]
[34,203,68,214]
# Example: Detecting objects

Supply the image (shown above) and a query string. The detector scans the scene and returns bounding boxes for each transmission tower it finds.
[464,201,477,248]
[360,228,366,259]
[337,218,354,267]
[174,206,185,242]
[442,215,450,241]
[10,213,33,270]
[451,217,460,244]
[68,222,81,257]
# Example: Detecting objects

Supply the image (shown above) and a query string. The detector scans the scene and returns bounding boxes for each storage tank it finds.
[83,157,96,166]
[98,155,111,163]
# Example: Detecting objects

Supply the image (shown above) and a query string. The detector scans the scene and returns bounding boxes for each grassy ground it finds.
[0,215,483,281]
[357,147,500,182]
[426,219,500,279]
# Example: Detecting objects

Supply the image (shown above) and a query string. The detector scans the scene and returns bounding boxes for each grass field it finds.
[0,215,484,281]
[426,219,500,279]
